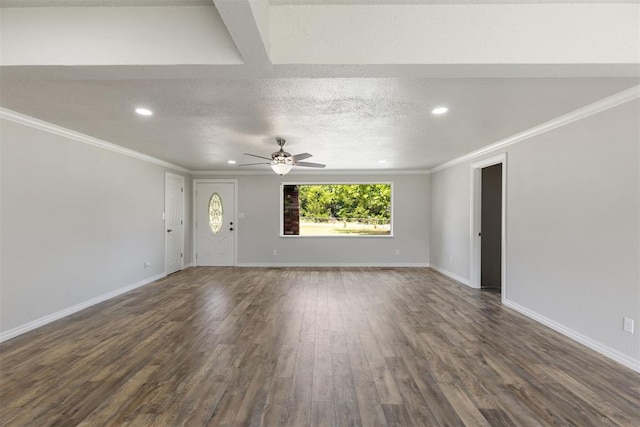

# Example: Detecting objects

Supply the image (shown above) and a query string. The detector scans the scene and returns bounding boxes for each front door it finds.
[195,181,235,266]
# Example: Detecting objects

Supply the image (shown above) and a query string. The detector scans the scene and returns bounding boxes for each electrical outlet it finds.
[449,256,454,264]
[395,249,400,256]
[144,261,151,268]
[623,317,634,334]
[273,249,277,256]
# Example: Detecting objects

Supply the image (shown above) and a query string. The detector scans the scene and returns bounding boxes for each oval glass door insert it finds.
[208,193,223,234]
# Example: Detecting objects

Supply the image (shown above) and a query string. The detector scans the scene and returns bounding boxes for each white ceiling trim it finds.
[0,107,429,176]
[0,108,190,173]
[428,84,640,174]
[0,79,640,176]
[190,169,430,175]
[2,84,637,177]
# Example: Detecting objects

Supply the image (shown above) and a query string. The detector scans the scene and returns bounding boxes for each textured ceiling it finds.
[2,78,636,171]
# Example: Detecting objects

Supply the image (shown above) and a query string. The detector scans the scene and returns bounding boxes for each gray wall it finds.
[195,173,430,266]
[0,115,427,338]
[429,164,471,281]
[0,119,191,334]
[430,99,640,363]
[4,95,637,369]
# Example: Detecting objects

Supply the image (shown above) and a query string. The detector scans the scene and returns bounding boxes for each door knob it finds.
[167,229,173,233]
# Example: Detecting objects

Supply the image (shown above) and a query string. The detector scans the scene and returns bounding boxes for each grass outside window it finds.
[282,183,392,237]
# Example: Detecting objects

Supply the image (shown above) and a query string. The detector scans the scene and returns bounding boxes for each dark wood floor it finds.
[1,267,639,426]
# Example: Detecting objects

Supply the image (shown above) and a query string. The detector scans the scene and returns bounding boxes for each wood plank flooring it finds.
[1,267,639,426]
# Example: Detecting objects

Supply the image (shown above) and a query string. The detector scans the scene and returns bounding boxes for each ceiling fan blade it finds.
[243,153,273,161]
[295,161,326,168]
[238,162,272,166]
[292,153,312,161]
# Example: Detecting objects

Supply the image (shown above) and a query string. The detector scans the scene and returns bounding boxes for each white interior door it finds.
[165,173,184,275]
[195,181,235,266]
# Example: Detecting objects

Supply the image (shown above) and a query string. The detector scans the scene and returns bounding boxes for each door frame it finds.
[165,172,185,275]
[192,179,239,266]
[470,153,507,301]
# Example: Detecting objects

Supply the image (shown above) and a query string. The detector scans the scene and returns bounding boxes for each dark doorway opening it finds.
[481,163,502,292]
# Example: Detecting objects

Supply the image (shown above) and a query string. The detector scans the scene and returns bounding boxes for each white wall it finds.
[429,99,640,369]
[0,6,242,66]
[0,119,191,337]
[195,173,430,266]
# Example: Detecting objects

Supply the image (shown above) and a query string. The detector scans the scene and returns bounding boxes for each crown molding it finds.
[190,169,430,176]
[190,170,272,175]
[0,107,431,176]
[429,84,640,174]
[8,82,637,178]
[0,107,190,173]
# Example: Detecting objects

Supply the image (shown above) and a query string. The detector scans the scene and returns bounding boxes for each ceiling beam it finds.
[213,0,271,67]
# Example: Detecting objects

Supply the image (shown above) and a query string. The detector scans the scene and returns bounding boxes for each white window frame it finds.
[279,181,394,238]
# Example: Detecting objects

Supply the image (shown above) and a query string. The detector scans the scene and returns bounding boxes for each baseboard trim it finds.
[235,262,430,268]
[0,273,166,344]
[503,299,640,373]
[429,265,474,288]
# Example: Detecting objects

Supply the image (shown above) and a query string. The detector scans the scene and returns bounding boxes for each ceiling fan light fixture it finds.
[240,138,325,173]
[271,162,293,175]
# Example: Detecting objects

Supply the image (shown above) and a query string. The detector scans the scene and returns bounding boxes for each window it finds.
[281,183,392,236]
[208,192,223,234]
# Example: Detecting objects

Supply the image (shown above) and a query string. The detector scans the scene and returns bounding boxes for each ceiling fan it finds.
[239,138,326,175]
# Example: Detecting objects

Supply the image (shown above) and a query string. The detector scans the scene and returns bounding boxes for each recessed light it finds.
[135,107,153,116]
[432,106,448,115]
[227,160,237,164]
[378,160,387,164]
